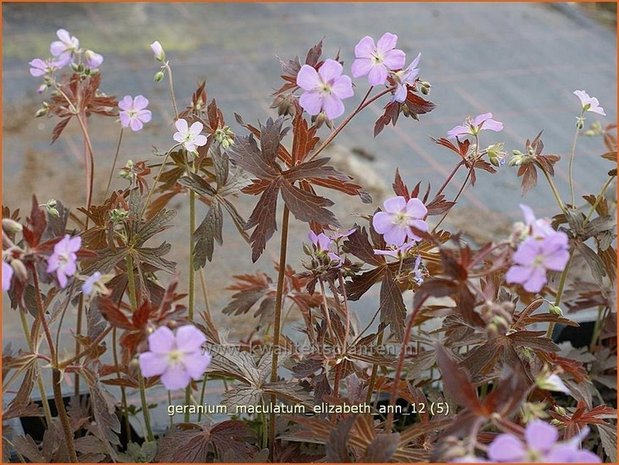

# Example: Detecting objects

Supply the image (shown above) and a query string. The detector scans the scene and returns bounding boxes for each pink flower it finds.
[505,232,569,293]
[372,196,428,246]
[573,90,605,116]
[392,53,421,103]
[447,113,503,139]
[487,420,600,462]
[84,50,104,69]
[29,58,63,77]
[519,204,555,239]
[139,325,211,390]
[49,28,79,64]
[118,95,152,132]
[3,261,13,292]
[47,234,81,288]
[351,33,406,86]
[309,231,333,251]
[173,119,208,152]
[296,59,354,120]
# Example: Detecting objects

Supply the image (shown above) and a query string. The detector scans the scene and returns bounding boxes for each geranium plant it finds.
[2,27,616,463]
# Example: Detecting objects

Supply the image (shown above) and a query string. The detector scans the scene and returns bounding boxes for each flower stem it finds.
[308,86,393,162]
[139,372,155,442]
[19,309,54,429]
[568,118,582,207]
[104,127,124,198]
[268,205,290,461]
[365,327,385,405]
[113,327,132,444]
[32,271,78,462]
[164,62,179,119]
[434,159,465,198]
[540,166,567,214]
[585,174,615,222]
[385,294,429,432]
[546,250,574,338]
[185,158,197,423]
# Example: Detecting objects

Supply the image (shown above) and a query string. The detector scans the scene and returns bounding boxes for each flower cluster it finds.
[296,32,423,120]
[506,205,569,293]
[305,229,355,271]
[139,325,212,390]
[29,29,104,92]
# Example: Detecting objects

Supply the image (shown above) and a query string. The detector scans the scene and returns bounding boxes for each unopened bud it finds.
[420,81,431,95]
[10,259,28,281]
[110,208,129,223]
[575,116,585,130]
[548,304,563,316]
[487,142,506,167]
[154,71,165,83]
[214,126,235,150]
[150,41,166,62]
[41,199,59,218]
[2,219,23,233]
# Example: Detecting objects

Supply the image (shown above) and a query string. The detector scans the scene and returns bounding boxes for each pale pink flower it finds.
[573,90,605,116]
[47,234,81,288]
[150,41,165,61]
[173,119,208,152]
[3,261,13,292]
[448,113,503,139]
[372,196,428,246]
[118,95,152,132]
[139,325,211,390]
[351,33,406,86]
[296,59,354,120]
[49,28,79,65]
[392,53,421,102]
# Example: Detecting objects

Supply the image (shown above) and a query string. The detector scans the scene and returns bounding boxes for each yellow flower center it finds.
[167,349,184,365]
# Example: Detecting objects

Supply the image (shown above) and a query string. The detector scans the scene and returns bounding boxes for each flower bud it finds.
[2,219,23,233]
[110,208,129,223]
[84,49,104,69]
[154,70,165,83]
[41,199,59,218]
[150,41,166,62]
[487,142,506,167]
[214,126,235,150]
[10,259,28,281]
[271,94,296,117]
[420,81,431,95]
[575,116,585,130]
[548,304,563,316]
[35,104,49,118]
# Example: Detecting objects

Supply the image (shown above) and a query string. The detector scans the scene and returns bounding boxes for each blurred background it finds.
[2,2,616,428]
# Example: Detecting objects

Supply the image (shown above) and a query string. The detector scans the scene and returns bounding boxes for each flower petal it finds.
[405,198,428,219]
[372,212,394,234]
[133,95,149,111]
[525,420,559,452]
[367,65,388,86]
[382,49,406,70]
[182,351,212,379]
[176,325,207,352]
[351,58,372,78]
[523,266,547,293]
[354,36,376,58]
[296,65,320,91]
[383,196,407,213]
[148,326,176,354]
[376,32,398,54]
[139,352,168,377]
[299,91,323,116]
[331,75,354,99]
[161,364,192,390]
[118,96,133,111]
[487,434,526,462]
[322,93,345,120]
[175,118,188,134]
[318,59,343,83]
[505,265,533,285]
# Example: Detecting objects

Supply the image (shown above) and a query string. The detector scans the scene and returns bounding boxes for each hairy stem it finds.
[540,166,567,214]
[139,372,155,442]
[19,309,54,429]
[185,158,197,422]
[546,250,575,338]
[308,86,393,162]
[113,328,132,444]
[385,296,429,432]
[268,205,290,460]
[32,271,78,462]
[567,118,582,206]
[104,127,124,198]
[164,62,179,119]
